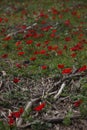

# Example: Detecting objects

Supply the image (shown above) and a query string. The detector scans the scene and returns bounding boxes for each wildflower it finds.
[26,40,33,44]
[40,50,46,54]
[30,57,36,61]
[52,29,57,33]
[59,14,63,19]
[8,118,14,126]
[71,11,77,16]
[16,63,22,69]
[0,17,3,23]
[48,46,53,51]
[58,64,64,69]
[62,68,72,74]
[74,99,83,107]
[50,33,55,38]
[41,65,47,70]
[19,107,24,114]
[3,36,11,41]
[78,65,87,72]
[18,51,25,56]
[57,50,63,55]
[64,19,70,26]
[21,25,27,29]
[52,45,58,51]
[63,45,67,50]
[34,51,39,55]
[1,54,8,58]
[34,102,46,111]
[51,8,59,15]
[17,46,23,50]
[65,37,71,42]
[4,17,8,22]
[36,43,41,47]
[8,107,24,126]
[13,78,20,83]
[71,53,77,58]
[44,40,50,45]
[15,41,22,46]
[12,111,20,118]
[41,26,52,32]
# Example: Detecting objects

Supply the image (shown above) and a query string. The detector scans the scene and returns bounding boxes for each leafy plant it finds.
[63,110,73,126]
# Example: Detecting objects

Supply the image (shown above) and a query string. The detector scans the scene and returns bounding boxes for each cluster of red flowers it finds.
[1,1,87,78]
[8,108,24,126]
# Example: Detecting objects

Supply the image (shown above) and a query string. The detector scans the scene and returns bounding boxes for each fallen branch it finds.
[51,72,87,93]
[7,23,37,37]
[43,115,82,123]
[18,114,82,128]
[54,82,66,100]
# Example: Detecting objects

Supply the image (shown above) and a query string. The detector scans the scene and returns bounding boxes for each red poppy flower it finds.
[63,45,67,50]
[74,99,83,107]
[52,45,58,51]
[3,36,11,41]
[71,53,77,58]
[17,46,23,50]
[16,63,22,69]
[13,78,20,83]
[30,57,36,61]
[34,102,46,111]
[50,33,55,38]
[78,65,87,72]
[18,51,25,56]
[39,12,45,17]
[41,65,47,70]
[1,54,8,58]
[65,37,71,42]
[12,112,20,118]
[15,41,22,46]
[36,43,41,47]
[4,17,8,22]
[26,40,33,44]
[42,26,52,32]
[19,107,24,114]
[64,19,70,26]
[58,64,64,69]
[57,50,63,55]
[8,118,15,126]
[44,40,50,45]
[59,14,63,19]
[71,11,77,16]
[40,50,46,54]
[41,20,46,24]
[52,29,57,33]
[48,46,53,51]
[62,68,72,74]
[0,17,3,23]
[51,8,59,15]
[21,9,27,15]
[34,51,39,55]
[21,25,27,29]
